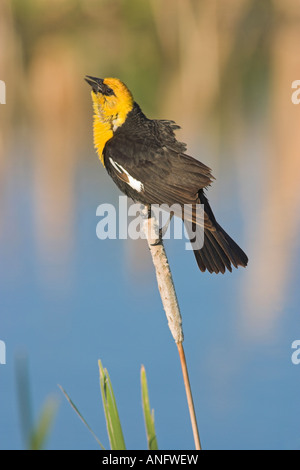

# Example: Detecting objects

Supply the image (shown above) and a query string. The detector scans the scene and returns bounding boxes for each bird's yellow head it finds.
[85,76,134,166]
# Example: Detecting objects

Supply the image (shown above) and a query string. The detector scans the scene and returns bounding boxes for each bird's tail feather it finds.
[192,222,248,274]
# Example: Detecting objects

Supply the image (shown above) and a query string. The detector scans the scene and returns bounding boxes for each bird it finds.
[85,76,248,274]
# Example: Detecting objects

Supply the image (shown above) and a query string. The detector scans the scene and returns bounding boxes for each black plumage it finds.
[103,103,248,274]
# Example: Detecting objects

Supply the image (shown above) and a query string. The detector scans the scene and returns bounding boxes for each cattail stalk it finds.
[142,209,202,451]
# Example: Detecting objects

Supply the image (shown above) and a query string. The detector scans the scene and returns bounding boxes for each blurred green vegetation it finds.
[15,355,58,450]
[3,0,281,135]
[1,0,296,171]
[10,0,165,115]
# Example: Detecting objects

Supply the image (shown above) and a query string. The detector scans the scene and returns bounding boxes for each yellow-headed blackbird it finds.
[85,76,248,274]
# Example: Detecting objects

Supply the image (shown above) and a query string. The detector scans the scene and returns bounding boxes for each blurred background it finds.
[1,0,300,450]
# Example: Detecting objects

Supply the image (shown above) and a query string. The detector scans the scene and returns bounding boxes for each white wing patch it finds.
[109,158,144,192]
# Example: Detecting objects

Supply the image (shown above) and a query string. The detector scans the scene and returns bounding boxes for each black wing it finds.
[103,121,248,274]
[104,132,213,207]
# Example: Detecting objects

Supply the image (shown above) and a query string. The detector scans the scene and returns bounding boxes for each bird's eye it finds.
[103,86,115,96]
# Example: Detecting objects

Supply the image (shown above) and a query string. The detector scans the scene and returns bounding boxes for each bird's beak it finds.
[85,76,104,93]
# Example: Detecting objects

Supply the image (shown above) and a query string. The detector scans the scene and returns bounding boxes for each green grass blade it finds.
[29,397,58,450]
[59,385,105,449]
[141,365,158,450]
[98,360,126,450]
